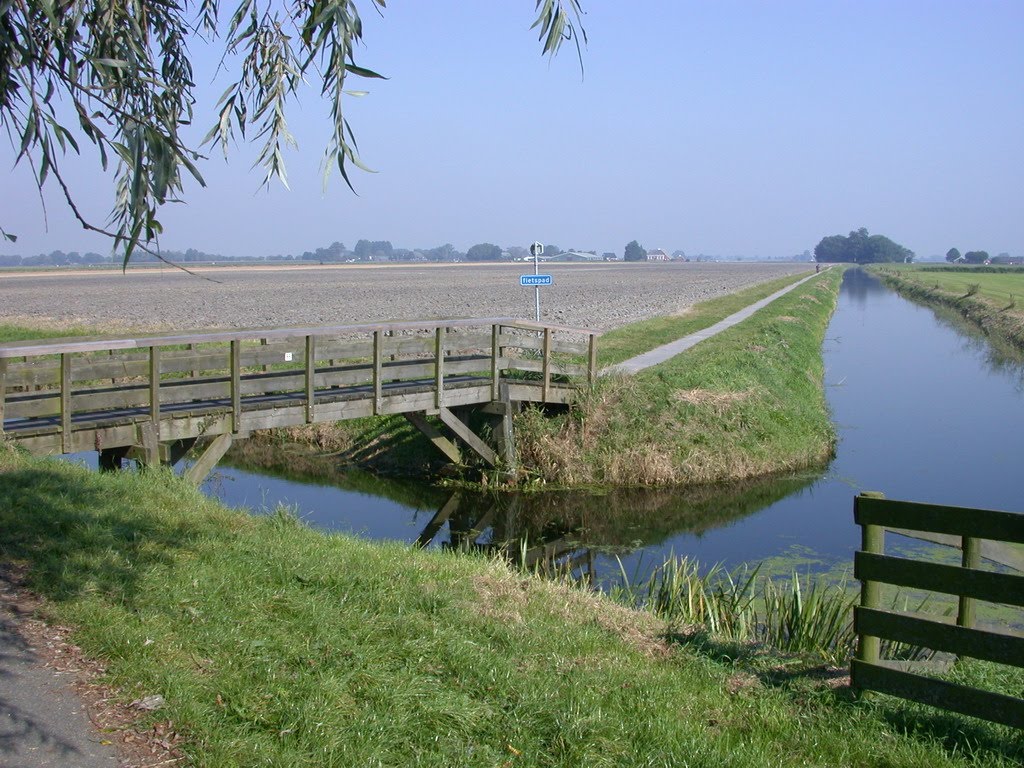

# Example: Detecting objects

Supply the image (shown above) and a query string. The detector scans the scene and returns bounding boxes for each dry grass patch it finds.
[606,444,678,485]
[471,568,673,659]
[673,388,755,414]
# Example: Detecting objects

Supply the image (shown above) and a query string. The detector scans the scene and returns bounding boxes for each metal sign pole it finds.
[531,241,544,322]
[534,247,541,322]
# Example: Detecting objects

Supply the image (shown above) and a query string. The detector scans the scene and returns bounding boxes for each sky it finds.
[2,1,1023,260]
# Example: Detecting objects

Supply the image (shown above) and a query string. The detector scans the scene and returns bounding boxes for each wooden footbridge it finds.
[0,319,598,482]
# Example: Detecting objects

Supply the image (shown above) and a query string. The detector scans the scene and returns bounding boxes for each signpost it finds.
[524,241,552,321]
[520,274,552,286]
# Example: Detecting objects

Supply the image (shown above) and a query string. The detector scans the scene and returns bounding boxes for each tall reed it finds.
[613,555,858,663]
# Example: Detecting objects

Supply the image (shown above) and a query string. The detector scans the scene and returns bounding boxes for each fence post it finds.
[373,330,383,415]
[149,345,161,433]
[230,339,241,433]
[541,327,551,402]
[60,352,72,453]
[587,333,597,386]
[0,357,7,436]
[958,536,981,630]
[491,324,500,401]
[305,334,316,423]
[435,326,445,410]
[854,491,885,698]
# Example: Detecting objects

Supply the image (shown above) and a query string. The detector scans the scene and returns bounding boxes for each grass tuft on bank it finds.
[1,447,1022,766]
[515,269,842,487]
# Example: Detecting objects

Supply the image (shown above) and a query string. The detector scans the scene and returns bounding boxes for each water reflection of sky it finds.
[61,270,1024,584]
[602,269,1024,580]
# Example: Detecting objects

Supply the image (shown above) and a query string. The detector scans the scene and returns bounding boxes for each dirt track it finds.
[0,262,812,333]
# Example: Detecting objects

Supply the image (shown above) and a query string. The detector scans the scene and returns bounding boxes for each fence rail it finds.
[852,493,1024,729]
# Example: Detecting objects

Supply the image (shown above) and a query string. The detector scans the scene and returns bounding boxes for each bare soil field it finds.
[0,262,812,333]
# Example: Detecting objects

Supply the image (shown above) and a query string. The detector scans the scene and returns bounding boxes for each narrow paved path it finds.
[604,270,824,375]
[1,579,120,768]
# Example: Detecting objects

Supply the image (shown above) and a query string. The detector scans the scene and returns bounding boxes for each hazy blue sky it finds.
[2,1,1022,259]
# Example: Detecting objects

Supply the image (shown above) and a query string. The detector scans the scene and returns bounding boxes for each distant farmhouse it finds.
[646,248,670,261]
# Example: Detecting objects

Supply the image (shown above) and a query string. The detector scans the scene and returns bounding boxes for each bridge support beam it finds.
[183,433,234,486]
[437,407,497,467]
[479,384,518,475]
[403,412,461,465]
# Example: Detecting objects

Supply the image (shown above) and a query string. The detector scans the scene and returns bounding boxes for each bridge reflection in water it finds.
[415,492,596,583]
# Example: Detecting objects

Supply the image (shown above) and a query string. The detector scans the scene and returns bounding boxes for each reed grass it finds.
[612,555,858,663]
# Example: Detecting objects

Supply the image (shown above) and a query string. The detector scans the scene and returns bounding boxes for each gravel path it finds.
[0,262,812,333]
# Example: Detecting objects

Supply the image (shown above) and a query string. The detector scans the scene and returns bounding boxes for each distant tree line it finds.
[814,228,914,264]
[2,237,829,268]
[945,247,999,264]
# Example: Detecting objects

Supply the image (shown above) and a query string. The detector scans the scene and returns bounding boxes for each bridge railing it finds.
[0,318,599,452]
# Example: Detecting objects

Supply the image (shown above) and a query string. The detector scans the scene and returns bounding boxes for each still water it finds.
[199,269,1024,583]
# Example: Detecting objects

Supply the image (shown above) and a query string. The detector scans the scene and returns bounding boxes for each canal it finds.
[196,269,1024,584]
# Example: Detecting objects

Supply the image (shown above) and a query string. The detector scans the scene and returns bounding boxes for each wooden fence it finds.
[852,493,1024,729]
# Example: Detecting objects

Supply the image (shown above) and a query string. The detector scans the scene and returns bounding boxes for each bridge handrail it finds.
[0,317,601,359]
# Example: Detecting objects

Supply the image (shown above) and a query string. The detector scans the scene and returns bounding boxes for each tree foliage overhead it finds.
[813,228,914,264]
[0,0,586,264]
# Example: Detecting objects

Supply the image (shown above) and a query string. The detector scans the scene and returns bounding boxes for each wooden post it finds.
[854,492,885,698]
[491,324,500,401]
[188,343,198,380]
[958,536,981,630]
[587,333,598,386]
[0,357,7,436]
[373,330,383,415]
[435,326,445,409]
[230,339,241,433]
[305,334,316,423]
[149,346,161,429]
[260,337,270,372]
[541,327,552,403]
[60,352,72,453]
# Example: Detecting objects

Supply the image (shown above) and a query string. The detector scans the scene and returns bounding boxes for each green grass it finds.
[514,269,842,487]
[597,272,810,368]
[0,322,97,343]
[875,265,1024,308]
[870,265,1024,351]
[1,448,1022,766]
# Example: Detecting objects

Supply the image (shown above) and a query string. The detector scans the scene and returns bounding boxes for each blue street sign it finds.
[521,274,553,287]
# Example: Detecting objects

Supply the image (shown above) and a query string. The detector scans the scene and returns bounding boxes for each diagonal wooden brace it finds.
[437,407,497,467]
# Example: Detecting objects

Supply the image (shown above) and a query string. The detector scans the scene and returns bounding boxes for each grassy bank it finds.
[597,272,810,367]
[514,269,842,487]
[232,271,831,487]
[870,265,1024,350]
[1,448,1021,766]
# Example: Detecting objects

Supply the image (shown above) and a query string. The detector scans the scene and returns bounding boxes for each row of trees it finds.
[814,228,914,263]
[945,248,991,264]
[0,241,601,267]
